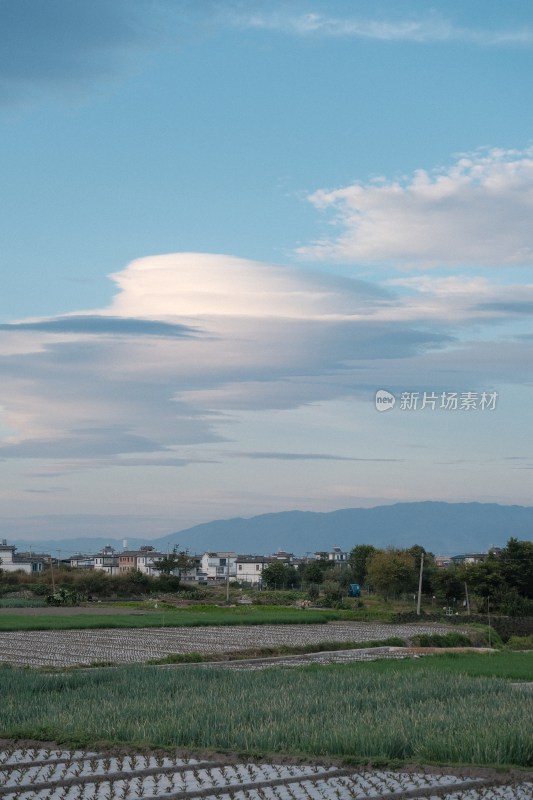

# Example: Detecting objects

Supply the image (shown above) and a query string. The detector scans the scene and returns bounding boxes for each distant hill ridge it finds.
[8,501,533,558]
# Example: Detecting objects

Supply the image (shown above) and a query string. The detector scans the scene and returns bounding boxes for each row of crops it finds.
[1,746,532,799]
[0,622,454,667]
[1,658,531,766]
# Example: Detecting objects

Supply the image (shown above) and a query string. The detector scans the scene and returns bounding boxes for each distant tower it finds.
[122,538,128,551]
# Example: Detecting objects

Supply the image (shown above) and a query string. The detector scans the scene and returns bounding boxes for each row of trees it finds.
[260,538,533,615]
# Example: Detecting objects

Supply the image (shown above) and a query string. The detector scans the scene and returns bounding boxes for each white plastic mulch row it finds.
[0,622,454,667]
[210,646,412,669]
[1,748,532,800]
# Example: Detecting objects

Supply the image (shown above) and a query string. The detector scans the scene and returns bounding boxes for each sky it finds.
[1,0,533,542]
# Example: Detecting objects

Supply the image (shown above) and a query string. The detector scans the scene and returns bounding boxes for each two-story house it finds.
[235,555,273,586]
[200,552,237,580]
[0,540,46,573]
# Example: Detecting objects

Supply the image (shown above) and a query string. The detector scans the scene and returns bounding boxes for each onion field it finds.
[0,744,532,799]
[1,657,532,768]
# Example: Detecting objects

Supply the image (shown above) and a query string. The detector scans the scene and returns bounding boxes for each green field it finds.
[1,652,532,768]
[0,604,344,631]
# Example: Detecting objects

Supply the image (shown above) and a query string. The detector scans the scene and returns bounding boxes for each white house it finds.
[235,555,273,586]
[327,546,348,564]
[70,554,95,569]
[134,546,166,576]
[93,545,120,575]
[0,541,36,574]
[200,552,237,580]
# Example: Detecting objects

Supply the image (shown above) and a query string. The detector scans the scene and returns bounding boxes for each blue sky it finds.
[1,0,533,541]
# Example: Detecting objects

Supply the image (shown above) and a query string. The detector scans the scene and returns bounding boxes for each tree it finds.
[348,545,376,586]
[407,545,437,594]
[433,566,465,604]
[322,579,345,604]
[152,547,191,577]
[460,557,502,600]
[302,559,329,585]
[499,538,533,599]
[366,548,417,598]
[261,560,294,589]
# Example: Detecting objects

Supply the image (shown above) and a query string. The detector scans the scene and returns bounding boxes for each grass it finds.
[0,604,344,631]
[1,652,532,768]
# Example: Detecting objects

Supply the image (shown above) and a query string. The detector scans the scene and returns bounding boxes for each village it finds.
[1,538,493,586]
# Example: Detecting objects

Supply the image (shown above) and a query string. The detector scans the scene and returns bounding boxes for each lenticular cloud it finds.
[106,252,385,320]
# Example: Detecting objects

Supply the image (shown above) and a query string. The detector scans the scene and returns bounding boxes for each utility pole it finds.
[49,555,56,593]
[464,581,470,615]
[226,557,230,603]
[487,597,492,647]
[416,553,424,616]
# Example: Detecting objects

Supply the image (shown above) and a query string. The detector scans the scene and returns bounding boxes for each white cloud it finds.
[298,149,533,268]
[231,11,533,46]
[1,251,532,472]
[106,252,388,320]
[0,252,450,462]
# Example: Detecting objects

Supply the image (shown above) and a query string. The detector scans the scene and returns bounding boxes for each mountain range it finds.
[7,501,533,558]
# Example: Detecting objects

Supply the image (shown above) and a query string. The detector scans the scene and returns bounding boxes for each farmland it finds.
[0,621,458,667]
[0,743,532,799]
[1,612,531,797]
[1,621,532,800]
[0,605,346,632]
[1,653,532,764]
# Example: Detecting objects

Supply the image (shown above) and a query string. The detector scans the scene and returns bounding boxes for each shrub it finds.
[307,584,320,602]
[506,635,533,650]
[412,632,471,648]
[498,591,533,618]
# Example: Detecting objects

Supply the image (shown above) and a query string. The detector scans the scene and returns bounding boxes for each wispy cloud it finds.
[298,148,533,268]
[3,3,529,108]
[234,451,405,462]
[230,10,533,46]
[0,315,198,338]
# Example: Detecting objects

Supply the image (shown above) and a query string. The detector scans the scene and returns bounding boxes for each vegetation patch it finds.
[1,653,532,768]
[413,632,473,648]
[0,605,341,632]
[506,634,533,651]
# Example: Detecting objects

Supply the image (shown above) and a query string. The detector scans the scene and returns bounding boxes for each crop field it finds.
[1,656,532,766]
[0,606,347,633]
[0,621,457,667]
[0,744,532,799]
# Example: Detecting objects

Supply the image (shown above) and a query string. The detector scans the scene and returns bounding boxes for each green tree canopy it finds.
[499,538,533,599]
[152,547,191,576]
[301,560,329,585]
[348,544,376,586]
[261,560,295,589]
[366,548,417,598]
[433,567,465,604]
[460,557,503,600]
